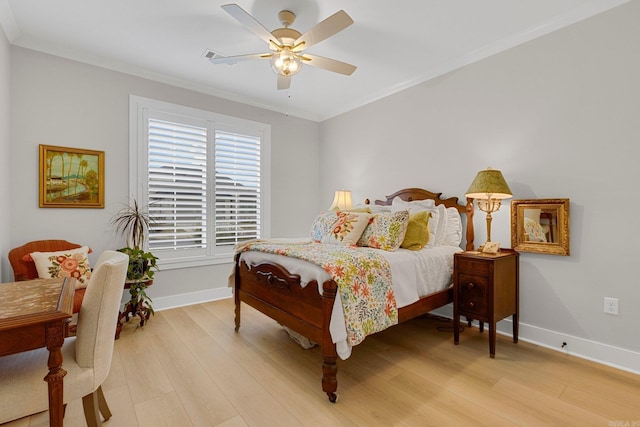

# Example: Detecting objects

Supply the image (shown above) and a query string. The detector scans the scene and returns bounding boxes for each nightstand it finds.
[453,249,519,358]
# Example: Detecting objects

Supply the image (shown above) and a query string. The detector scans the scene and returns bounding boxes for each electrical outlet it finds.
[604,297,619,315]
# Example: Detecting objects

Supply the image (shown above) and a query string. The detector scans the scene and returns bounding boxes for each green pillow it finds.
[400,211,431,250]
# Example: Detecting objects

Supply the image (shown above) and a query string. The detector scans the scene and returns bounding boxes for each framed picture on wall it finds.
[39,144,105,208]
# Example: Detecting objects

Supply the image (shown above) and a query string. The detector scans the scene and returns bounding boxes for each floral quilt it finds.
[242,242,398,346]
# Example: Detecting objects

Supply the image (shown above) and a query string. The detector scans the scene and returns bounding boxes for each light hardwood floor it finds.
[4,298,640,426]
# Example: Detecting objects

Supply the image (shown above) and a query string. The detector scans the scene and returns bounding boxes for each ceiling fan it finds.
[208,3,357,90]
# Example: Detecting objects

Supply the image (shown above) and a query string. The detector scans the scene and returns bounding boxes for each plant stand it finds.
[115,279,153,339]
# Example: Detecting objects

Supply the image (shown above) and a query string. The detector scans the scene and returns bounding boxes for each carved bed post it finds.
[466,197,475,251]
[321,280,339,403]
[234,253,241,332]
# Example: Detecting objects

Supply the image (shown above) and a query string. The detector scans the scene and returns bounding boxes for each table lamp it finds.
[329,190,353,211]
[465,167,512,244]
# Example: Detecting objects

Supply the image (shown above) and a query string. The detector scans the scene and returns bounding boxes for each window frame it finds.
[129,95,271,269]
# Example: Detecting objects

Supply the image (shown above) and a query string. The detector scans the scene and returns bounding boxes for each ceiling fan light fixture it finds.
[270,48,302,76]
[215,5,357,89]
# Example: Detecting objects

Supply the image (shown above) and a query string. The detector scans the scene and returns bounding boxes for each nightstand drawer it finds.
[456,257,490,275]
[458,274,488,315]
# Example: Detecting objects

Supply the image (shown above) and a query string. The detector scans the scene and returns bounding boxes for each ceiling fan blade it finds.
[208,53,272,65]
[277,75,291,90]
[301,54,357,76]
[222,4,277,47]
[293,10,353,52]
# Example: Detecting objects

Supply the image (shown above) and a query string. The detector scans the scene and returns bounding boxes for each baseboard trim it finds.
[514,321,640,375]
[431,305,640,376]
[153,287,232,311]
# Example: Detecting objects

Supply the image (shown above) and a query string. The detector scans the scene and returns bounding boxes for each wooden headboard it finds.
[367,187,475,251]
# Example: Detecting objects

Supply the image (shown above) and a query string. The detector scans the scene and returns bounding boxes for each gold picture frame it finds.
[39,144,105,208]
[510,199,570,256]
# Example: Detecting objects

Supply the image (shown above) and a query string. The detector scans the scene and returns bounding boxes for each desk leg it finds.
[45,320,67,427]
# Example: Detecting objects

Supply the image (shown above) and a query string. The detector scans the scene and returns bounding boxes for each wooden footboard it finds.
[234,254,340,402]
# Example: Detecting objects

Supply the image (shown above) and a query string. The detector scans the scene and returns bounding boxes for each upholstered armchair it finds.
[8,240,93,313]
[0,250,128,426]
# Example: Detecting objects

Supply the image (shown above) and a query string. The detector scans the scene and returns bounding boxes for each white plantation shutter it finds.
[215,131,261,245]
[130,96,270,268]
[147,119,208,251]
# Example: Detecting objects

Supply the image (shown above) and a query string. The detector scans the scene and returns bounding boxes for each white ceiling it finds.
[0,0,628,121]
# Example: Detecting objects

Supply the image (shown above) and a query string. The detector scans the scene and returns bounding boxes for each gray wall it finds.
[320,1,640,367]
[5,47,321,303]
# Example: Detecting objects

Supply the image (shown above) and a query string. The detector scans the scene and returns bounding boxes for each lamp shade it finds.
[465,168,512,200]
[329,190,353,211]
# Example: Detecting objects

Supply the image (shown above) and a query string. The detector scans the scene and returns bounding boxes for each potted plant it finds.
[111,199,159,324]
[117,247,158,281]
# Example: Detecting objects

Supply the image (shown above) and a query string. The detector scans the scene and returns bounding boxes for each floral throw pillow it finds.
[321,211,372,246]
[30,246,92,289]
[524,217,547,242]
[310,211,339,242]
[357,210,410,251]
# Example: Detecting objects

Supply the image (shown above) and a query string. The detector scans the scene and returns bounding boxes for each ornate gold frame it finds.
[511,199,570,255]
[39,144,105,208]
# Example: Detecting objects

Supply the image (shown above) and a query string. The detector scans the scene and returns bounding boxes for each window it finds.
[129,96,271,269]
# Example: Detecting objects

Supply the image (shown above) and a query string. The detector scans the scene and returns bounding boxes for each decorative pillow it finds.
[310,211,339,242]
[357,210,410,251]
[30,246,92,289]
[321,211,372,246]
[444,207,463,247]
[401,210,431,250]
[524,217,547,242]
[392,197,440,247]
[434,204,448,246]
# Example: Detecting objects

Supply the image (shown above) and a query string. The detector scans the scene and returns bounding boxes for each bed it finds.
[233,188,475,402]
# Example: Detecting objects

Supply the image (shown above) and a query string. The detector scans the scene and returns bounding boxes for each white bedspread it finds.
[239,244,461,359]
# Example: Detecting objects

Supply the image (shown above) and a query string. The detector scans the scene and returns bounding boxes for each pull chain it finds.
[285,92,291,117]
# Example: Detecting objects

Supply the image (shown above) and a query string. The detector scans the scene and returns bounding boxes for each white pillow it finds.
[434,204,448,246]
[367,204,392,213]
[392,197,439,247]
[391,196,435,213]
[30,246,92,289]
[443,207,463,247]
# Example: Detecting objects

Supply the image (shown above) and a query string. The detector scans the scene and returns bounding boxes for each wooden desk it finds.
[0,278,75,427]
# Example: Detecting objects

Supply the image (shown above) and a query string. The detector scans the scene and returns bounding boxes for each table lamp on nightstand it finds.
[465,167,512,245]
[329,190,353,211]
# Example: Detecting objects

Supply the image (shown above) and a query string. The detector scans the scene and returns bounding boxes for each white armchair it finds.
[0,250,128,426]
